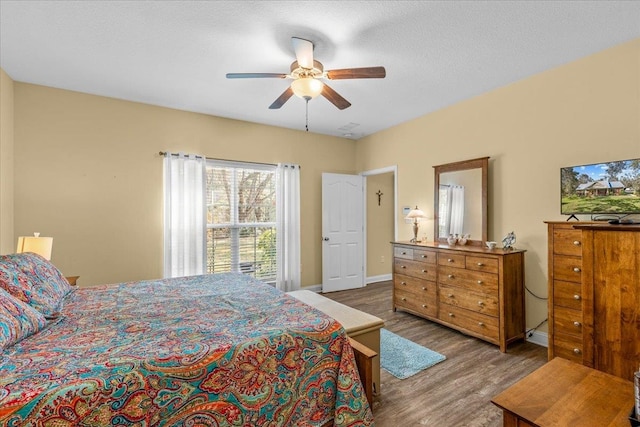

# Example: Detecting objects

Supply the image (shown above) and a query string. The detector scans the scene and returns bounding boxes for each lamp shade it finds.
[405,207,426,220]
[291,77,324,100]
[16,233,53,260]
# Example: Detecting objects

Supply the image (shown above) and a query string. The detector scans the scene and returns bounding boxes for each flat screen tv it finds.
[561,158,640,217]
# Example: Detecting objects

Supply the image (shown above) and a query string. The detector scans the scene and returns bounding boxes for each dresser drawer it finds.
[553,280,582,310]
[553,332,584,364]
[439,284,498,317]
[553,255,582,283]
[414,248,437,264]
[394,274,436,298]
[553,227,583,257]
[438,265,498,294]
[394,288,437,317]
[439,303,499,341]
[553,306,583,337]
[394,246,414,260]
[466,256,499,274]
[394,259,436,281]
[438,252,465,268]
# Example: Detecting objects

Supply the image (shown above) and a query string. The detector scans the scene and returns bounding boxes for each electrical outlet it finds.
[380,255,385,263]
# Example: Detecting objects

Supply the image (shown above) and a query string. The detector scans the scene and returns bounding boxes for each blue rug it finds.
[380,328,446,379]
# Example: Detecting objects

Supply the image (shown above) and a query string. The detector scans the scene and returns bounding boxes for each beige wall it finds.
[7,38,640,332]
[13,84,356,286]
[356,38,640,332]
[0,68,14,254]
[366,172,394,278]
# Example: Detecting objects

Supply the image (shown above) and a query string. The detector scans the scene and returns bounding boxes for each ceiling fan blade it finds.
[326,66,386,80]
[269,87,294,109]
[292,37,314,69]
[226,73,287,79]
[321,84,351,110]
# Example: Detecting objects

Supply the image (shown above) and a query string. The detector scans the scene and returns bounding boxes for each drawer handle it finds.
[447,258,454,263]
[448,293,454,298]
[421,269,427,273]
[477,262,484,266]
[448,274,454,279]
[477,280,483,285]
[573,321,581,327]
[421,304,427,308]
[573,241,581,246]
[573,267,581,273]
[401,265,406,269]
[478,322,485,327]
[401,281,407,286]
[573,294,581,300]
[421,255,427,259]
[448,312,454,317]
[573,348,581,355]
[401,297,407,301]
[421,286,426,291]
[477,301,484,306]
[401,251,407,255]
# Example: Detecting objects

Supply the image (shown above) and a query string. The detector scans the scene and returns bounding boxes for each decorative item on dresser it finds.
[392,241,526,352]
[546,221,640,381]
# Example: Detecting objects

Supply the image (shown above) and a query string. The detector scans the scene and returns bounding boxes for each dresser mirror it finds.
[433,157,488,245]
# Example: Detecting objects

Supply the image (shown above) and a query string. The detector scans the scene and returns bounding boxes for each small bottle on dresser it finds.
[635,367,640,421]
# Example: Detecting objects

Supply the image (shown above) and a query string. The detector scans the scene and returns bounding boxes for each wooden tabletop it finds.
[491,357,635,427]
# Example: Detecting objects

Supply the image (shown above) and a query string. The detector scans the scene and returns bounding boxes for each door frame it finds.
[361,165,398,284]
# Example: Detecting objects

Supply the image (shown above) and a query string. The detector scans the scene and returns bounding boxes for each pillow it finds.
[0,287,47,350]
[0,256,62,318]
[5,252,72,300]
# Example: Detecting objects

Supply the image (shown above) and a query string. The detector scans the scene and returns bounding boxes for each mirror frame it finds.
[433,156,489,246]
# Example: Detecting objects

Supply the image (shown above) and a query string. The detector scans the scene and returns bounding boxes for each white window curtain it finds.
[275,163,301,292]
[163,152,206,278]
[449,185,465,235]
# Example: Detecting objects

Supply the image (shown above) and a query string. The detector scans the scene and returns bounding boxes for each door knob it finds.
[323,237,329,241]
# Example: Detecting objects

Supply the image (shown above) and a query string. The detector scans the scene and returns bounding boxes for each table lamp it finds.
[16,232,53,260]
[405,206,426,243]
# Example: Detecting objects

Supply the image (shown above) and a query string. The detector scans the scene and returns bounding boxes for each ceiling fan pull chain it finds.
[305,98,309,132]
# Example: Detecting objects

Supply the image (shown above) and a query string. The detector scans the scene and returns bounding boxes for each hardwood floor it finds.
[323,280,547,427]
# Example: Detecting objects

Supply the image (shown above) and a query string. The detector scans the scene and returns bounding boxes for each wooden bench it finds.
[287,290,384,403]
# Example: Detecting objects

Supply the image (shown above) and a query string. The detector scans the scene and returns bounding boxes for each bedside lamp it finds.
[405,206,427,243]
[16,232,53,260]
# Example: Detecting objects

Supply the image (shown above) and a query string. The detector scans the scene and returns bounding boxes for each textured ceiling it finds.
[1,1,639,140]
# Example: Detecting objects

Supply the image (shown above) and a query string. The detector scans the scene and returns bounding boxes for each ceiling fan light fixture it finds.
[291,77,323,100]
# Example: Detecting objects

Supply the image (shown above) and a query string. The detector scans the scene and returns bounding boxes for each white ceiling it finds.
[1,1,639,140]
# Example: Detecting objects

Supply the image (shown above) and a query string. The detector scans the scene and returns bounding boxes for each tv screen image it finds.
[561,158,640,216]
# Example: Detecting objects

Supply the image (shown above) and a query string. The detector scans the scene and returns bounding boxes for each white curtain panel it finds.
[450,185,465,235]
[163,152,206,278]
[275,163,301,292]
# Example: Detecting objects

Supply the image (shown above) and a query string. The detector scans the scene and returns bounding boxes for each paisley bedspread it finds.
[0,273,374,426]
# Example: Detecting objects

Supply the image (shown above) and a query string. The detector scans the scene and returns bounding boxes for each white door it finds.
[322,173,364,292]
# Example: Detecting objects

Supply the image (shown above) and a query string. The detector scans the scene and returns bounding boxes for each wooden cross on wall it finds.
[376,190,383,206]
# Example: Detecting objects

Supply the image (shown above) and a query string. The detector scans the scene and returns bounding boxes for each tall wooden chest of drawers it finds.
[392,242,526,352]
[547,221,640,381]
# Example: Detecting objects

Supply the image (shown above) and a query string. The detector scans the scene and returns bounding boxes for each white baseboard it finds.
[366,274,392,284]
[526,330,548,348]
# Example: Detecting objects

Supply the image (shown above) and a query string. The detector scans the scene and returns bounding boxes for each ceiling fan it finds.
[226,37,386,110]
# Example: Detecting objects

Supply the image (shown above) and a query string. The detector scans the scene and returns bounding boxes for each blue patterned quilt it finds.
[0,273,374,426]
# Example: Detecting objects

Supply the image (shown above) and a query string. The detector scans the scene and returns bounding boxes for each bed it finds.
[0,253,374,426]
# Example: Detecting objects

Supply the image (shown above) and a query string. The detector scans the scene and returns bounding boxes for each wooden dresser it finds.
[392,241,526,352]
[546,221,640,381]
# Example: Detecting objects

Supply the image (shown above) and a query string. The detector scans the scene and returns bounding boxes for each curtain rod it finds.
[158,151,278,167]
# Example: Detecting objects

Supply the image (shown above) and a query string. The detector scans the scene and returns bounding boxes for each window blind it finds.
[206,161,277,282]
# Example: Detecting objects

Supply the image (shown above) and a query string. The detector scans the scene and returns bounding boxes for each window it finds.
[206,160,277,282]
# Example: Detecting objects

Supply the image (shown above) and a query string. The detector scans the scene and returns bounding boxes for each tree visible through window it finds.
[206,161,277,282]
